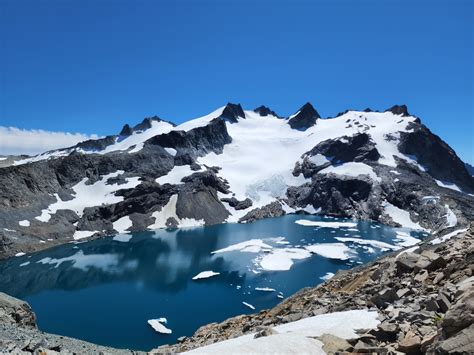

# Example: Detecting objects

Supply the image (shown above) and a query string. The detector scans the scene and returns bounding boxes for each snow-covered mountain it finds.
[1,102,473,258]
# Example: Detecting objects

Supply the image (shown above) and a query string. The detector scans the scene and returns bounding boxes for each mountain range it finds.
[1,102,473,259]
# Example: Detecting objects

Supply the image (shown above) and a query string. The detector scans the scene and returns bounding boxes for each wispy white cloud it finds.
[0,126,99,156]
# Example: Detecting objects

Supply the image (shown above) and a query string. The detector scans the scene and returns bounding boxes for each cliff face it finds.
[153,225,474,354]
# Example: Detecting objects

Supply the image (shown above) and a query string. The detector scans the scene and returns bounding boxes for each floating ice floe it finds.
[212,239,273,254]
[148,318,172,334]
[394,231,420,247]
[255,287,276,292]
[295,219,357,228]
[304,243,354,260]
[335,237,400,251]
[259,248,312,271]
[19,261,30,267]
[242,302,255,310]
[320,272,335,281]
[192,271,220,280]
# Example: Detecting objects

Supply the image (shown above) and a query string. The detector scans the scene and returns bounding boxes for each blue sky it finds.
[0,0,473,163]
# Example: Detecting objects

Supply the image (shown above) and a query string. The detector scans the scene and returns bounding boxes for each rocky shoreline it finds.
[152,225,474,354]
[1,224,472,354]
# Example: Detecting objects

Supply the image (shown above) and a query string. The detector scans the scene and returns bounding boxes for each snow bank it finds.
[149,194,205,229]
[148,318,172,334]
[295,219,357,228]
[156,165,198,185]
[430,228,468,245]
[73,230,98,240]
[383,202,424,230]
[444,205,457,228]
[18,220,30,227]
[319,162,381,182]
[184,309,380,354]
[435,180,463,193]
[112,216,132,233]
[320,272,335,281]
[192,271,220,280]
[36,171,141,221]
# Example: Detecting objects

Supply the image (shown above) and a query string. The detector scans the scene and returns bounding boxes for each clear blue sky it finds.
[1,0,473,163]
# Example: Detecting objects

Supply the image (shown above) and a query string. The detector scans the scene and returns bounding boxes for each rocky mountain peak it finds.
[386,105,410,117]
[288,102,321,130]
[221,103,245,123]
[119,124,133,136]
[254,105,279,118]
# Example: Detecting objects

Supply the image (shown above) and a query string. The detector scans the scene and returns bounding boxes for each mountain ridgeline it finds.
[0,102,473,259]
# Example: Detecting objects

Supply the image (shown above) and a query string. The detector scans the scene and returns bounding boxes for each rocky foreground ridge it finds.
[1,225,472,354]
[1,102,473,259]
[153,225,474,354]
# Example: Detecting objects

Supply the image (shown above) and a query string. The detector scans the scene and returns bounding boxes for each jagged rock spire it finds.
[119,124,133,136]
[385,105,410,117]
[220,103,245,123]
[288,102,320,130]
[254,105,279,118]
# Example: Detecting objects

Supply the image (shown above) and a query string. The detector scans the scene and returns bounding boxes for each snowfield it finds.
[184,309,380,354]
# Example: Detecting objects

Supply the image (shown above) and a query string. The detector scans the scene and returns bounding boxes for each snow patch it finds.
[18,220,30,227]
[444,205,457,228]
[430,228,468,245]
[383,202,424,230]
[192,271,220,280]
[112,216,132,233]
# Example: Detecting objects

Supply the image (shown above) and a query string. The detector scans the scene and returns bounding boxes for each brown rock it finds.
[398,330,421,354]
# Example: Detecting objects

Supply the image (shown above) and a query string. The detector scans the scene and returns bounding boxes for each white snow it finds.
[444,205,457,228]
[308,154,330,166]
[430,228,468,245]
[242,302,255,310]
[72,230,98,240]
[148,194,205,229]
[394,231,420,247]
[305,243,354,260]
[255,287,276,292]
[18,220,30,227]
[98,120,174,154]
[164,147,177,156]
[15,252,26,257]
[174,106,226,131]
[259,248,312,271]
[184,309,380,354]
[335,237,400,251]
[192,271,220,280]
[156,165,198,185]
[148,318,172,334]
[112,216,133,233]
[36,171,141,221]
[295,219,357,228]
[320,272,335,281]
[383,201,424,230]
[435,179,463,193]
[319,162,381,182]
[211,239,273,254]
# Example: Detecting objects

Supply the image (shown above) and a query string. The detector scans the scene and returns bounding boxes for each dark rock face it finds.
[385,104,410,116]
[239,201,285,223]
[254,105,279,118]
[147,117,232,158]
[221,103,245,123]
[288,102,320,130]
[119,124,133,136]
[75,135,117,152]
[221,197,253,210]
[307,133,380,164]
[398,124,474,193]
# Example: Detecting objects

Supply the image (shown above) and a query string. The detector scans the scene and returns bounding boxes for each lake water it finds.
[0,215,427,350]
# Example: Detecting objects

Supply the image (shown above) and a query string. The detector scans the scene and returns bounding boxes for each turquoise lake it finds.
[0,215,427,350]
